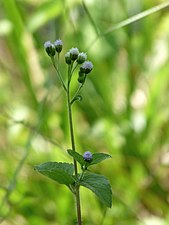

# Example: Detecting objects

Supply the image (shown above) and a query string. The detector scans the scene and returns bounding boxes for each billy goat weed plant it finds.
[34,39,112,225]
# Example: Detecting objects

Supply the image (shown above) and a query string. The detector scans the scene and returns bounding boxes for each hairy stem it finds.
[67,80,82,225]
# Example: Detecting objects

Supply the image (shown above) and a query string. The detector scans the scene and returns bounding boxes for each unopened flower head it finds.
[77,52,87,64]
[69,47,79,60]
[78,71,85,84]
[65,52,71,64]
[80,61,93,74]
[54,39,63,53]
[78,76,85,84]
[44,41,55,57]
[83,151,93,162]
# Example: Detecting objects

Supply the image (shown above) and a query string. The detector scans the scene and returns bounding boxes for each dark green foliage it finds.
[90,153,112,166]
[80,172,112,208]
[67,149,85,166]
[34,162,75,185]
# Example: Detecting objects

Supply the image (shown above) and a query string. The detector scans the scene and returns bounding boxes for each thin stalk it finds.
[53,56,82,224]
[70,83,84,105]
[67,74,82,225]
[51,56,67,92]
[67,86,78,175]
[68,61,78,84]
[71,62,78,74]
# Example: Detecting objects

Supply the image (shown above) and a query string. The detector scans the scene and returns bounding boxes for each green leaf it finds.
[34,162,75,186]
[67,149,85,166]
[90,153,112,166]
[80,172,112,208]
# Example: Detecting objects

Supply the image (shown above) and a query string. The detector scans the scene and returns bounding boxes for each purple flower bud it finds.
[44,41,55,57]
[54,39,63,53]
[83,151,92,162]
[69,47,79,60]
[77,52,87,64]
[80,61,93,74]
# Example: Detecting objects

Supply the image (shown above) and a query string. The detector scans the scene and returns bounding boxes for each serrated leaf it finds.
[67,149,85,166]
[80,172,112,208]
[34,162,75,185]
[90,153,112,166]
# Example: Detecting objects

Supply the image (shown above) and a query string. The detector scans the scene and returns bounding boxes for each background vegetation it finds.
[0,0,169,224]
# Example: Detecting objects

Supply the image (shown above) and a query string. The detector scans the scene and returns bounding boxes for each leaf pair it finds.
[34,151,112,208]
[67,149,112,169]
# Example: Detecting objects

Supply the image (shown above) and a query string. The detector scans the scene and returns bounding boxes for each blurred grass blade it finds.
[28,0,62,32]
[3,0,38,108]
[82,0,100,36]
[103,1,169,35]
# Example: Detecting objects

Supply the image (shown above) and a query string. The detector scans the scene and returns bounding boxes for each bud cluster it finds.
[44,39,93,85]
[65,48,87,65]
[44,39,63,56]
[65,47,93,84]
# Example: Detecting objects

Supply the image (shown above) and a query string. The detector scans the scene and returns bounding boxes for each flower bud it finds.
[80,61,93,74]
[83,151,93,162]
[54,39,63,53]
[79,71,85,77]
[69,47,79,60]
[76,52,87,64]
[65,52,71,64]
[78,71,86,83]
[78,76,85,84]
[44,41,55,57]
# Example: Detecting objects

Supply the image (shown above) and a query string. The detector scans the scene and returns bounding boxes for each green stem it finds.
[67,87,78,174]
[70,83,84,105]
[79,170,85,181]
[71,62,78,74]
[67,73,82,225]
[51,56,67,92]
[68,61,78,84]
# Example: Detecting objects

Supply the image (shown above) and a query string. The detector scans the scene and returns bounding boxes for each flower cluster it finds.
[65,47,93,84]
[44,39,63,56]
[44,39,93,85]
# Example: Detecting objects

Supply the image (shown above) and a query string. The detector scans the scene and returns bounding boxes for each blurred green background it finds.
[0,0,169,224]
